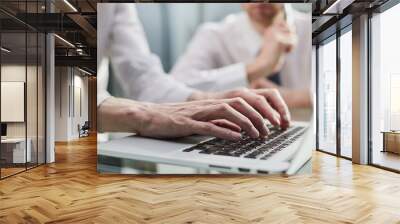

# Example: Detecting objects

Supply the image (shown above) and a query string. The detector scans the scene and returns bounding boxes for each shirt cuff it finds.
[157,85,195,103]
[97,90,111,107]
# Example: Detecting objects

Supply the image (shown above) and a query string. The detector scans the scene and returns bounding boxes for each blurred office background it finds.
[137,3,311,72]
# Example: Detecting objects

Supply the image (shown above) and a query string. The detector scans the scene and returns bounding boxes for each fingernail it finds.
[275,115,281,125]
[251,128,260,138]
[232,132,242,141]
[283,114,290,122]
[263,126,269,136]
[265,126,271,135]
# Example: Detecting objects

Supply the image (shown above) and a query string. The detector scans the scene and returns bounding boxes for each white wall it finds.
[1,65,27,140]
[1,65,40,138]
[1,82,25,122]
[55,67,69,141]
[72,74,89,138]
[55,67,89,141]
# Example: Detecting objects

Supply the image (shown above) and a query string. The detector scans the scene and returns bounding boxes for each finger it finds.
[233,91,281,127]
[190,121,242,141]
[254,89,291,129]
[275,27,291,36]
[206,103,260,138]
[276,31,296,47]
[225,97,269,136]
[274,26,297,47]
[275,20,288,28]
[211,119,242,132]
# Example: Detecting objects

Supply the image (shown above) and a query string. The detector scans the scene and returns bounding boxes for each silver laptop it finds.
[98,118,314,175]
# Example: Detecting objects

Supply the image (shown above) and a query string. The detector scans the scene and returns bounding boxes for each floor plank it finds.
[0,135,400,224]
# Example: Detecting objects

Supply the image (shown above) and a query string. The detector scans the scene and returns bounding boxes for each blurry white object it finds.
[1,82,24,122]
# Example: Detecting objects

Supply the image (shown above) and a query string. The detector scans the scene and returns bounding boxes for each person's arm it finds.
[171,25,249,92]
[98,96,270,140]
[105,4,195,103]
[98,88,291,140]
[172,22,296,92]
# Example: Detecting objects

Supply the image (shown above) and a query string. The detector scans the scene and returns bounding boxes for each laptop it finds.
[98,117,314,175]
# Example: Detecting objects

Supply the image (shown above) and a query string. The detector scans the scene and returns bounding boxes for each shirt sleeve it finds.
[171,24,249,92]
[99,4,194,104]
[97,58,111,107]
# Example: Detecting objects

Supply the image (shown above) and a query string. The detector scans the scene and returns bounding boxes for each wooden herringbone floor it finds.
[1,135,400,224]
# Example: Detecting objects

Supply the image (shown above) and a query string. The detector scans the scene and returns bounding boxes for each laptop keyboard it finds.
[182,125,306,160]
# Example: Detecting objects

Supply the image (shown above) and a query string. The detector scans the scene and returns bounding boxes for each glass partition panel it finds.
[27,30,38,169]
[38,32,45,165]
[1,30,27,177]
[26,0,42,169]
[371,4,400,171]
[317,37,337,154]
[0,0,46,179]
[339,29,352,158]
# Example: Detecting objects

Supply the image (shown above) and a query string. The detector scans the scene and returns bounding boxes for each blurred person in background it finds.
[171,3,312,109]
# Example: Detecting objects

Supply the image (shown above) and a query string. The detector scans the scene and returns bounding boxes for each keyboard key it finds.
[182,125,306,160]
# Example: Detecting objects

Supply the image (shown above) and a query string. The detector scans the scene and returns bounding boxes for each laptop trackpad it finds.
[98,135,210,156]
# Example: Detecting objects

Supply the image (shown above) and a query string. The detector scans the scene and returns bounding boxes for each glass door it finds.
[0,0,47,179]
[317,36,337,155]
[370,3,400,171]
[339,27,352,158]
[1,30,28,178]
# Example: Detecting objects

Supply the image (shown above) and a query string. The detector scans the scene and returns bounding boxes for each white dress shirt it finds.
[97,4,194,106]
[171,11,312,92]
